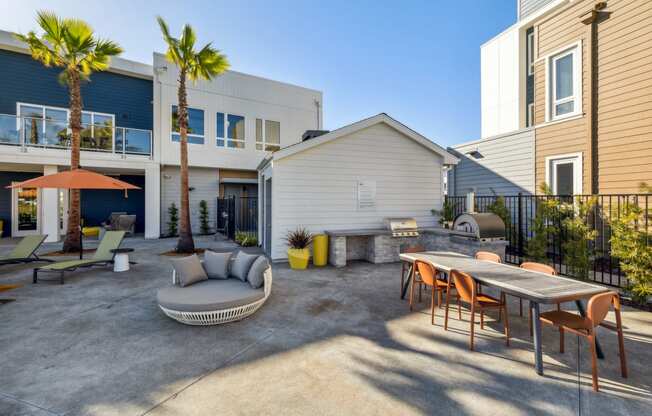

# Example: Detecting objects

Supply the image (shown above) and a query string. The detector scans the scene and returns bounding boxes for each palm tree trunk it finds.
[176,70,195,253]
[62,70,82,252]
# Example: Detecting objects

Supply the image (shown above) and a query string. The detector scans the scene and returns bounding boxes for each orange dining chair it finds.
[401,245,425,299]
[474,251,502,314]
[520,262,558,336]
[539,291,627,391]
[411,260,455,324]
[445,269,509,350]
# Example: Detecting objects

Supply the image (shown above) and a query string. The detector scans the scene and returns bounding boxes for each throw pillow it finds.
[231,251,258,282]
[247,256,269,289]
[171,254,208,287]
[203,251,232,279]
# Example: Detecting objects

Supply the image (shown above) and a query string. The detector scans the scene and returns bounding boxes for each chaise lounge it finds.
[0,235,52,266]
[157,251,272,325]
[33,231,126,284]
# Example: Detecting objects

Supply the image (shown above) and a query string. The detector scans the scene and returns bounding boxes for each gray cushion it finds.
[170,254,208,287]
[231,251,258,282]
[247,256,269,289]
[157,279,265,312]
[204,251,232,279]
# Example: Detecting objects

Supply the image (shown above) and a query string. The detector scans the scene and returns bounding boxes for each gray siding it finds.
[449,128,535,196]
[519,0,556,19]
[160,166,218,235]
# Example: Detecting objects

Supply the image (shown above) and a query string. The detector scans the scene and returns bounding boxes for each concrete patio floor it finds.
[0,236,651,416]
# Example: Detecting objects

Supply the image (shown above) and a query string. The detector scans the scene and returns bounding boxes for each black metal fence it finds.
[445,193,651,288]
[216,196,258,241]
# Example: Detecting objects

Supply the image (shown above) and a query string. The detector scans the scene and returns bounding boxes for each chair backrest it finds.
[587,291,617,327]
[415,260,437,286]
[451,269,475,303]
[402,245,425,254]
[475,251,501,263]
[92,231,126,261]
[108,212,127,228]
[116,215,136,233]
[520,262,557,276]
[9,234,47,259]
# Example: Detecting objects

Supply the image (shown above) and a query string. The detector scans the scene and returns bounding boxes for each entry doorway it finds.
[264,178,272,256]
[11,184,41,236]
[223,183,258,199]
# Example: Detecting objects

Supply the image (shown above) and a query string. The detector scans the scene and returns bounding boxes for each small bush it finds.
[285,227,312,249]
[167,203,179,237]
[199,200,211,234]
[235,231,258,247]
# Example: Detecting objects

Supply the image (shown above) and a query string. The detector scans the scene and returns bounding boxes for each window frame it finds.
[171,105,205,145]
[545,152,583,195]
[545,42,582,122]
[527,103,534,127]
[16,102,115,148]
[527,31,535,76]
[216,112,246,149]
[255,118,281,152]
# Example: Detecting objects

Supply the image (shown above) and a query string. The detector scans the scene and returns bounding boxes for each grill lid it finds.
[384,217,419,237]
[452,213,505,241]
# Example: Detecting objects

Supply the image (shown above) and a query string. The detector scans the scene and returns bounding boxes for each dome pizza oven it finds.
[452,213,505,242]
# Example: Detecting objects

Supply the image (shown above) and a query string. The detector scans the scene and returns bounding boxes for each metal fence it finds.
[216,196,258,241]
[445,193,651,288]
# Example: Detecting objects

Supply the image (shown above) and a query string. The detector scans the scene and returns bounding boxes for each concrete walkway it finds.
[0,236,650,415]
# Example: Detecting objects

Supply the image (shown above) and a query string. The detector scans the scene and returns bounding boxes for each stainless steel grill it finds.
[452,213,505,241]
[385,218,419,237]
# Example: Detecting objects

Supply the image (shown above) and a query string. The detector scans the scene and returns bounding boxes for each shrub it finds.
[487,195,511,229]
[199,200,211,234]
[433,199,457,226]
[285,227,312,249]
[560,196,597,280]
[526,184,559,264]
[235,231,258,247]
[167,203,179,237]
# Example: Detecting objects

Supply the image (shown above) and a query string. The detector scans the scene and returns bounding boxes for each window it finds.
[256,118,281,151]
[527,31,534,76]
[216,112,245,148]
[546,153,582,195]
[17,103,114,150]
[547,44,581,121]
[172,105,204,144]
[527,103,534,127]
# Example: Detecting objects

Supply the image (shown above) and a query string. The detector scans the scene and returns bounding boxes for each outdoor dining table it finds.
[399,251,611,375]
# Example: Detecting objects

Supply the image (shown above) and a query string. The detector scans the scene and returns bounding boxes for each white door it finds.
[11,184,41,237]
[58,189,69,236]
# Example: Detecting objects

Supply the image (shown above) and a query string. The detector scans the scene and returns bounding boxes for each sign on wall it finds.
[357,180,376,210]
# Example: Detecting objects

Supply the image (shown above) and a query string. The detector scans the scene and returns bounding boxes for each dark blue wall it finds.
[0,49,152,130]
[0,171,41,237]
[0,172,145,237]
[81,175,145,233]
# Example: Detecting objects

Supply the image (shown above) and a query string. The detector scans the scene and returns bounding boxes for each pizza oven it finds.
[452,213,506,242]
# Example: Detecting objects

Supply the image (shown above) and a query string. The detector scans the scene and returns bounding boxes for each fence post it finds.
[517,192,524,260]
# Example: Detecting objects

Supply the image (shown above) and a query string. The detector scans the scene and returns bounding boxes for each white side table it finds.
[111,248,134,272]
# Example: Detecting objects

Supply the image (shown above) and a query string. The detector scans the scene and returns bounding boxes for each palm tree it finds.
[157,17,229,253]
[16,11,122,252]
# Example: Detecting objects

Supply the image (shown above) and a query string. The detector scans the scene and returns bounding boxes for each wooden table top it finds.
[399,251,610,304]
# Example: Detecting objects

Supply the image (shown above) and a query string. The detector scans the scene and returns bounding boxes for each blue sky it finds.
[1,0,516,146]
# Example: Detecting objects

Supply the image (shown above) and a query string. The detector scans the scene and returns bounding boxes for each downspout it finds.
[580,2,610,195]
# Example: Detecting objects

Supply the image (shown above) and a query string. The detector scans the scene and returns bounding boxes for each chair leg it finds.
[529,308,533,337]
[33,269,38,284]
[588,333,599,392]
[437,289,443,307]
[400,262,406,298]
[444,285,451,331]
[469,303,476,351]
[615,308,628,378]
[480,310,484,329]
[559,327,565,353]
[430,286,436,325]
[458,297,462,320]
[519,297,523,317]
[409,274,416,311]
[419,283,423,303]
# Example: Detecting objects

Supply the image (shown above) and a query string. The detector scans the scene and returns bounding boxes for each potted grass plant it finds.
[285,227,313,270]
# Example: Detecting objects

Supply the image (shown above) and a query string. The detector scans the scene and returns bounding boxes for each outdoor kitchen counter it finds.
[324,227,507,267]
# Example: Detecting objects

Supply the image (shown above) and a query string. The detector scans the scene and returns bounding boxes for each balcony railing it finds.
[0,113,152,157]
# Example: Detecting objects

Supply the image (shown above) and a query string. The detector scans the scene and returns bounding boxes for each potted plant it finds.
[432,199,456,229]
[285,227,313,270]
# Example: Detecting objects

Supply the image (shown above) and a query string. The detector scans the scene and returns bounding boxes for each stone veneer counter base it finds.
[324,227,508,267]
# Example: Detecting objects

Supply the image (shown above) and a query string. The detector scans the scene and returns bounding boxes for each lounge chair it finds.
[0,235,52,266]
[33,231,126,284]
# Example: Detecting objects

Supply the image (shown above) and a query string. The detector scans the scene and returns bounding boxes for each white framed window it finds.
[255,118,281,151]
[216,112,245,149]
[171,105,204,144]
[17,102,114,150]
[527,103,534,127]
[546,43,582,122]
[527,31,535,76]
[545,153,582,195]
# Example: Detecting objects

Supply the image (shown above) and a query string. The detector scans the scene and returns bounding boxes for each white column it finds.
[41,165,59,242]
[144,163,161,239]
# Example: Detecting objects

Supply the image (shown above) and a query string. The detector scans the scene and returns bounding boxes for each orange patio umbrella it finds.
[6,169,140,191]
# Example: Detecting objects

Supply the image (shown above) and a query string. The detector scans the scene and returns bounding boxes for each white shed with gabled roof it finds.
[257,113,459,261]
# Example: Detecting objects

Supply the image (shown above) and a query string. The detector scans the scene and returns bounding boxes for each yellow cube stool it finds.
[82,226,100,238]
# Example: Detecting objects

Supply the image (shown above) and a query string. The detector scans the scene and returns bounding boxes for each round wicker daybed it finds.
[157,267,272,326]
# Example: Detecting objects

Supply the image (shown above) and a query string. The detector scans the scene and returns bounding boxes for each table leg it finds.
[531,301,544,375]
[575,300,604,359]
[401,263,413,300]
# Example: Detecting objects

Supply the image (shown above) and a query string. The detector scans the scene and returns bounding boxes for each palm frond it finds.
[157,16,182,66]
[179,24,196,59]
[61,18,95,57]
[35,11,64,50]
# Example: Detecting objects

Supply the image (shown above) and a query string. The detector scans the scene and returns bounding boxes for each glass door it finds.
[58,189,69,236]
[11,184,41,236]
